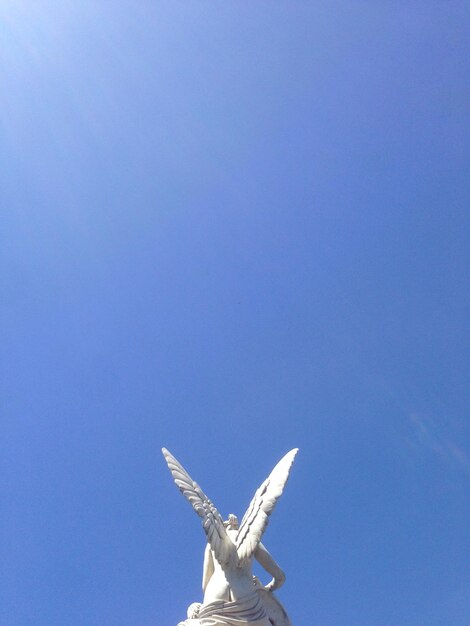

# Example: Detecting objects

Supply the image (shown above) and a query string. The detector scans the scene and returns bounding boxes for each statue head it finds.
[186,602,202,619]
[224,513,239,529]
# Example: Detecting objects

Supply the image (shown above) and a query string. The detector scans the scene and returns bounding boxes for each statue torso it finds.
[203,529,255,605]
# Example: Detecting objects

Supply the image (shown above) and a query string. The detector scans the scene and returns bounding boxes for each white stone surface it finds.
[162,448,298,626]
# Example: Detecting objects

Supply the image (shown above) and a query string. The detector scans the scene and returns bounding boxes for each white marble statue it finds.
[162,447,298,626]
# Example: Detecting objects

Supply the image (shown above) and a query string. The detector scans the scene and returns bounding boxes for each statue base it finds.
[176,583,292,626]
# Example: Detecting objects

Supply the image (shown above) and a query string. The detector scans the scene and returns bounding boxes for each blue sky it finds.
[1,2,469,625]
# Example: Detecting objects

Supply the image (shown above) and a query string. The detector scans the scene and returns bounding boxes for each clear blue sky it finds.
[1,2,469,625]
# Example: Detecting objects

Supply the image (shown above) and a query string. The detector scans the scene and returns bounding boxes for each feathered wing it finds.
[162,448,236,567]
[236,448,298,564]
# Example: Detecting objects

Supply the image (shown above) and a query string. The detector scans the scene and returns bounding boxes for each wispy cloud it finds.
[407,413,469,472]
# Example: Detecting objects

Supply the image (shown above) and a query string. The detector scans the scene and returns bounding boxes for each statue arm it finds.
[254,542,286,592]
[202,544,214,592]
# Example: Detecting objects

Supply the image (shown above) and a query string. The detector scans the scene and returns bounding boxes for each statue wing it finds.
[162,448,236,567]
[236,448,298,564]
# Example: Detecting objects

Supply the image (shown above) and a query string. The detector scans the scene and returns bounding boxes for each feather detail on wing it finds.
[236,448,298,565]
[162,448,236,567]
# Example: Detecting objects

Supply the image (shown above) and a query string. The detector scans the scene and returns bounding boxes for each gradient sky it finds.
[1,2,469,625]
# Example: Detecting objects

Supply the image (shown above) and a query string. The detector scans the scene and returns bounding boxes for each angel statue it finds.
[162,447,298,626]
